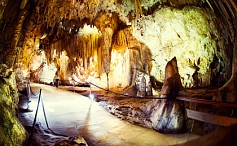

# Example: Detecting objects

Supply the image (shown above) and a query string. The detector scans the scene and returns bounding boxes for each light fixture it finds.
[89,93,94,100]
[89,83,94,100]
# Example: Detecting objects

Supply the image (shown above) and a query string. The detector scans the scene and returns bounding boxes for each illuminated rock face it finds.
[27,6,231,90]
[133,6,231,88]
[13,1,231,91]
[0,64,26,145]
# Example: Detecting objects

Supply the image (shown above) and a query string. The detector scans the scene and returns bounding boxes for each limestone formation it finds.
[149,100,184,133]
[133,6,231,88]
[0,64,26,145]
[15,4,230,91]
[160,57,183,98]
[147,57,184,133]
[0,0,236,144]
[135,70,153,97]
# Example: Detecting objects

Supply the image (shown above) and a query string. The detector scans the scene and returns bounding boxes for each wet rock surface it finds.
[148,57,185,133]
[96,94,153,128]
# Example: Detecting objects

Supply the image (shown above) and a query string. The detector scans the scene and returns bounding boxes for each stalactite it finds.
[90,35,93,57]
[119,29,127,46]
[134,0,143,20]
[87,36,90,58]
[79,37,82,57]
[41,22,103,81]
[83,39,86,69]
[98,46,102,76]
[94,35,98,57]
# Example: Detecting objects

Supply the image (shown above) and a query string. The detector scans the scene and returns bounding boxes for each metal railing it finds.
[26,83,68,146]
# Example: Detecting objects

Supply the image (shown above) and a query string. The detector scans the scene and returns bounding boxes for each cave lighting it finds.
[89,93,95,100]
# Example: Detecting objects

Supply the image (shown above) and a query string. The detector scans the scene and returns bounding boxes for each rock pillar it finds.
[148,57,184,133]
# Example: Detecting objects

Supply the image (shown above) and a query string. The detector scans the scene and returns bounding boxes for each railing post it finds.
[26,80,31,100]
[73,80,75,92]
[27,89,42,146]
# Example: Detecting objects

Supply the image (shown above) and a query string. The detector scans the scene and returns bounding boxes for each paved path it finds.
[22,83,198,146]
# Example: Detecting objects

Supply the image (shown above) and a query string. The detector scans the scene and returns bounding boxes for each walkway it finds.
[21,83,198,146]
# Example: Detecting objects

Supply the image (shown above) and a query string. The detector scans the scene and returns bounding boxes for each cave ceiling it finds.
[1,0,235,52]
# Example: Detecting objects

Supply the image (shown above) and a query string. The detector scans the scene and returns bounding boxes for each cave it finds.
[0,0,237,145]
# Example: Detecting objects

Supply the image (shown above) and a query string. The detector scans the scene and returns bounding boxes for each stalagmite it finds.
[146,57,184,133]
[103,27,113,72]
[160,57,183,98]
[116,29,127,47]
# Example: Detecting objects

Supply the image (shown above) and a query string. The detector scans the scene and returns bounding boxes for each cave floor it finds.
[19,83,199,146]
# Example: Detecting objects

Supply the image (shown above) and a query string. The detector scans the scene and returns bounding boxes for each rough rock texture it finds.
[147,100,184,133]
[141,0,207,9]
[0,64,26,145]
[160,57,183,98]
[18,5,230,93]
[96,58,185,133]
[147,57,184,133]
[96,94,153,129]
[0,0,8,19]
[133,6,230,88]
[96,93,184,134]
[4,0,230,93]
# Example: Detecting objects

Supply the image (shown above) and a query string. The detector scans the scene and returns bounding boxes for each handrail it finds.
[88,81,169,100]
[35,78,171,100]
[177,96,237,108]
[28,81,40,96]
[38,78,85,83]
[36,78,181,100]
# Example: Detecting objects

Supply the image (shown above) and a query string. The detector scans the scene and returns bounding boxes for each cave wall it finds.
[0,0,9,19]
[0,64,26,145]
[133,6,230,88]
[0,0,28,145]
